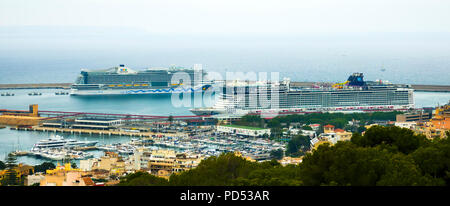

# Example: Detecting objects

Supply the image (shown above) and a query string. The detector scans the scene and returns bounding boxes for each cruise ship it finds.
[70,64,210,96]
[190,73,414,116]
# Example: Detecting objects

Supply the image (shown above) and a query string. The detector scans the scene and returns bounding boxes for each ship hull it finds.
[70,85,210,96]
[190,104,414,116]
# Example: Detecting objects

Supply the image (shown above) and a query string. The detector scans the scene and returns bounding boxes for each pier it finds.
[1,82,450,92]
[0,83,72,90]
[291,82,450,92]
[411,85,450,92]
[10,126,186,138]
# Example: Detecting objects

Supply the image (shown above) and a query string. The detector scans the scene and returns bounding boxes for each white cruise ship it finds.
[70,64,211,96]
[190,73,414,116]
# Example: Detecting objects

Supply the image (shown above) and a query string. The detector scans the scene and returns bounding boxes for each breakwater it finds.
[0,83,72,90]
[1,82,450,92]
[290,82,450,92]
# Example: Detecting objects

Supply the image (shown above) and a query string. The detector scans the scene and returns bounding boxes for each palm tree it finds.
[168,115,174,125]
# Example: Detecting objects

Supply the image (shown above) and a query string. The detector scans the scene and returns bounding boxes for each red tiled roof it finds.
[334,129,345,133]
[324,124,335,128]
[82,177,95,186]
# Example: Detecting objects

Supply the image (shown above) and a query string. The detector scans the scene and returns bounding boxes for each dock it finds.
[11,126,186,138]
[10,151,30,156]
[0,83,72,90]
[1,82,450,92]
[291,82,450,92]
[411,85,450,92]
[73,146,98,151]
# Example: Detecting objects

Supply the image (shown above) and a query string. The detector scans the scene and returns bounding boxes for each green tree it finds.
[270,149,284,160]
[33,162,56,173]
[298,141,436,186]
[267,119,281,128]
[168,115,174,124]
[0,160,6,170]
[351,125,428,154]
[410,136,450,185]
[302,125,313,130]
[117,172,168,186]
[168,153,258,186]
[286,135,310,157]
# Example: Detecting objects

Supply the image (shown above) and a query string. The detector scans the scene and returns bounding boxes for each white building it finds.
[394,122,417,130]
[132,147,153,170]
[26,173,45,186]
[80,158,98,171]
[217,125,271,137]
[301,130,316,137]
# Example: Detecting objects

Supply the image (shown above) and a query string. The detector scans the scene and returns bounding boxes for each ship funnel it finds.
[347,72,366,86]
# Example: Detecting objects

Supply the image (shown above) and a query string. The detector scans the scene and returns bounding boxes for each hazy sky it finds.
[1,0,450,34]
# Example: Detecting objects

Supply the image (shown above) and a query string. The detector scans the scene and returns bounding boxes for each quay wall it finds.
[0,83,72,90]
[11,126,187,138]
[291,82,450,92]
[1,82,450,92]
[0,115,43,126]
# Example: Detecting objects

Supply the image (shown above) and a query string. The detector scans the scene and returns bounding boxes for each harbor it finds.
[1,82,450,92]
[1,70,450,166]
[7,125,285,163]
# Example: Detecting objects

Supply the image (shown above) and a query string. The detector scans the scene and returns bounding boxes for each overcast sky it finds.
[1,0,450,34]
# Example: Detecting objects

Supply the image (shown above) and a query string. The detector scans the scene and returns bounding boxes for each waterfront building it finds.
[26,173,45,186]
[0,163,34,185]
[396,111,432,122]
[430,103,450,130]
[334,129,353,141]
[216,125,271,137]
[80,158,97,172]
[323,124,335,133]
[415,103,450,139]
[173,153,203,173]
[81,152,126,175]
[148,150,177,177]
[40,163,95,186]
[130,149,204,178]
[46,163,81,174]
[311,128,353,150]
[394,122,417,130]
[0,104,43,126]
[72,118,123,130]
[40,171,94,186]
[132,147,153,171]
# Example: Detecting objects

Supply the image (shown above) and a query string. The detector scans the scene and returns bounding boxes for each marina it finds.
[8,127,286,163]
